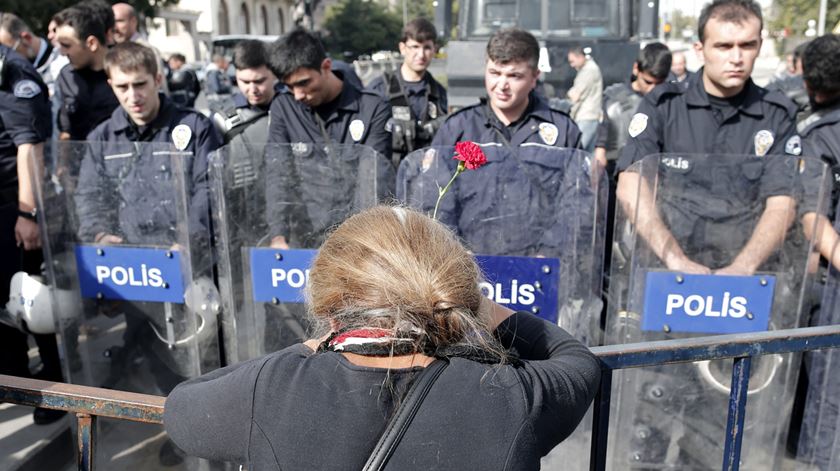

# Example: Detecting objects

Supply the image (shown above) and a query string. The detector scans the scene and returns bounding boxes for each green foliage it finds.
[5,0,178,36]
[670,9,697,40]
[770,0,840,37]
[323,0,403,59]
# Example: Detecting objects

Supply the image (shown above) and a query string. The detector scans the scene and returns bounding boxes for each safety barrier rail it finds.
[3,324,840,470]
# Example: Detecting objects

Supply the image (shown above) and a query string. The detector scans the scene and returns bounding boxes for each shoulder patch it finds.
[628,113,649,138]
[13,79,41,99]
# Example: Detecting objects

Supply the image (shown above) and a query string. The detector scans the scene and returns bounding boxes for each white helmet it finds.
[5,272,74,334]
[148,277,220,348]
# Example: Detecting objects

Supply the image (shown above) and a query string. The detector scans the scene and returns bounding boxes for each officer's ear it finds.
[154,72,163,89]
[85,35,101,52]
[693,40,705,64]
[632,62,640,76]
[320,58,332,75]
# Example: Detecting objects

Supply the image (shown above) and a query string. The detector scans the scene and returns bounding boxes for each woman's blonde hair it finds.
[307,205,501,357]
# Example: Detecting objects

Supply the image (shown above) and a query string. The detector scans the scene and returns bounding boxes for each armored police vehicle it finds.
[434,0,659,108]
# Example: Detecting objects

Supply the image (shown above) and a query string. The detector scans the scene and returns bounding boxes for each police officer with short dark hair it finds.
[367,18,447,164]
[794,35,840,469]
[215,39,277,147]
[266,29,392,250]
[53,2,119,142]
[432,28,580,148]
[167,53,199,108]
[616,0,800,276]
[595,42,671,173]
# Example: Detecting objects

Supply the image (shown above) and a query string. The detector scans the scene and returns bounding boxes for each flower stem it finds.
[433,162,465,220]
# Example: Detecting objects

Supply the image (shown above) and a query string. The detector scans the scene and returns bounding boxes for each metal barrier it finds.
[3,324,840,471]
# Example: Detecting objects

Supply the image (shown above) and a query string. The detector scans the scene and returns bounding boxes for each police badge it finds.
[628,113,648,138]
[428,102,438,120]
[171,124,192,151]
[349,119,365,142]
[538,123,559,145]
[754,130,774,157]
[421,148,437,172]
[291,142,311,157]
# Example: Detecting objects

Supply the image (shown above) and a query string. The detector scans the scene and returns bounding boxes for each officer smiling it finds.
[615,0,800,276]
[432,28,580,148]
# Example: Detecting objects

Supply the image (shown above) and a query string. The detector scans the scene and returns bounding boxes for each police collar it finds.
[685,68,764,118]
[481,92,544,127]
[112,94,176,137]
[321,76,361,114]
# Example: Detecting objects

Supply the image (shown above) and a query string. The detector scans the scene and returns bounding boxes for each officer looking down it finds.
[594,42,671,175]
[214,39,278,146]
[367,18,447,164]
[615,0,801,276]
[53,2,119,142]
[432,28,580,148]
[266,29,392,250]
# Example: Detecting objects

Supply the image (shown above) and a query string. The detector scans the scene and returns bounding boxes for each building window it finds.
[218,0,230,35]
[259,5,269,35]
[239,3,251,34]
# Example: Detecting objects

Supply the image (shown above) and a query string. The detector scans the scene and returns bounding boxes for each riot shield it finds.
[796,207,840,470]
[210,142,394,364]
[605,153,830,470]
[35,141,222,469]
[397,144,607,470]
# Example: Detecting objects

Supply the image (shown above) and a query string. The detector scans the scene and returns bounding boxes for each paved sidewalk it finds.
[0,402,73,470]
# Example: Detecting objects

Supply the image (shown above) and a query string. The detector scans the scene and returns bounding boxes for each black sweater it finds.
[163,312,601,470]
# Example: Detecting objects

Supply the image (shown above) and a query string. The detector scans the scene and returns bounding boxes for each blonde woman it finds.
[164,206,600,470]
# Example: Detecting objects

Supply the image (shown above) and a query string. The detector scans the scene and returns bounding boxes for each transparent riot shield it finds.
[35,141,222,469]
[210,142,394,364]
[397,144,607,470]
[605,153,830,470]
[796,204,840,470]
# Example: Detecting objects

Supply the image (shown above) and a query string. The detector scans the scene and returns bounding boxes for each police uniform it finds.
[266,71,394,248]
[368,70,448,161]
[167,67,200,109]
[794,102,840,468]
[56,64,119,141]
[431,92,581,148]
[613,71,802,469]
[74,95,222,393]
[596,81,642,164]
[0,46,52,378]
[766,74,810,122]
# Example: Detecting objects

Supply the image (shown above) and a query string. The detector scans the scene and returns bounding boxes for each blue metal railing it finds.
[3,324,840,471]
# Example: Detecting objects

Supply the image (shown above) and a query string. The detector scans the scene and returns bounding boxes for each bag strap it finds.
[362,359,449,471]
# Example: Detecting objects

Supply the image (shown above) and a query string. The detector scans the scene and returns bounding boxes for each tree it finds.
[6,0,179,36]
[670,9,697,40]
[770,0,840,37]
[322,0,403,59]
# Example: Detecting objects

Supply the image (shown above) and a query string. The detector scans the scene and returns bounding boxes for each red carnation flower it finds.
[453,141,487,170]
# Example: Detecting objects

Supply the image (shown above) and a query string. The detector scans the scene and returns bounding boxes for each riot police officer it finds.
[594,43,671,173]
[53,2,119,142]
[367,18,447,164]
[214,39,278,147]
[793,34,840,470]
[167,53,199,108]
[0,44,64,424]
[612,1,803,467]
[266,29,392,249]
[432,28,580,148]
[616,0,800,276]
[766,42,810,122]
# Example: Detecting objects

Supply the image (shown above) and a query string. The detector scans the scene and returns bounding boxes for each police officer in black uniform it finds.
[53,2,119,143]
[792,34,840,469]
[612,1,802,467]
[266,28,392,250]
[595,43,671,173]
[766,42,810,122]
[167,53,200,108]
[367,18,447,164]
[215,40,278,147]
[0,44,66,424]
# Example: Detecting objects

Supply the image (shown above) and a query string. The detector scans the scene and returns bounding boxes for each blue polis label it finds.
[250,248,316,303]
[642,272,775,334]
[249,249,560,323]
[75,245,185,303]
